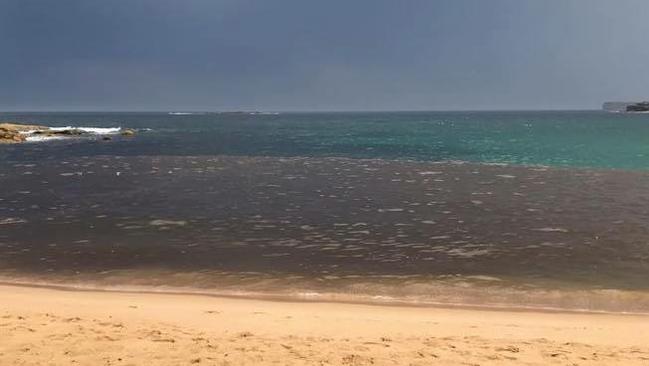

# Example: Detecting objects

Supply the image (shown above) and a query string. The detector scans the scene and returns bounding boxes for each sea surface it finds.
[2,111,649,312]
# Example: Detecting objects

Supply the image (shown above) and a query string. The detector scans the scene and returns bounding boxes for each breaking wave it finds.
[21,126,127,142]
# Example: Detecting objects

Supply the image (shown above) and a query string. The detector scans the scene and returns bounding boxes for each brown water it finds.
[2,155,649,312]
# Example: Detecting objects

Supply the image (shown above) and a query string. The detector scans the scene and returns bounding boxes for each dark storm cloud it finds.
[1,0,649,111]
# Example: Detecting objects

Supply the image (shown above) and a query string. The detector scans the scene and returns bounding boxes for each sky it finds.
[1,0,649,111]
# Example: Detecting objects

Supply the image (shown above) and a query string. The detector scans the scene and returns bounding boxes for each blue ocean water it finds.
[2,110,649,169]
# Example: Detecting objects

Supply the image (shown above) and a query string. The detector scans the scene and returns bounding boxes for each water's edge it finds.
[3,274,649,316]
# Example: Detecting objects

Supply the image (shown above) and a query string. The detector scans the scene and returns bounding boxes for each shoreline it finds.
[2,283,649,365]
[3,278,649,317]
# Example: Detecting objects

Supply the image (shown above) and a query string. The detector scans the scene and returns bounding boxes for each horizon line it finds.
[0,108,603,114]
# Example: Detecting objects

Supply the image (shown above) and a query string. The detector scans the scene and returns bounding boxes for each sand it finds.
[1,284,649,365]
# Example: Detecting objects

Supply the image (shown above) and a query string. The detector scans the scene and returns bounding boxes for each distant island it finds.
[602,101,649,113]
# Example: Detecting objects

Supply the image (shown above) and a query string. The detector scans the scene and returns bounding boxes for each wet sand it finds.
[2,284,649,365]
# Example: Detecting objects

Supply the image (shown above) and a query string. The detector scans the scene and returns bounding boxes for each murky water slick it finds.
[1,155,649,312]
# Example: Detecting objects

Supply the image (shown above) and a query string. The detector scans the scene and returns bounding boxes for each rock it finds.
[55,129,85,136]
[121,129,136,136]
[0,122,137,143]
[0,122,50,143]
[0,122,49,132]
[0,127,26,143]
[33,129,85,136]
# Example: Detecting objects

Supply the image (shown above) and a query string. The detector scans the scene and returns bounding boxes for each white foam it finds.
[48,126,122,134]
[532,227,569,233]
[21,126,124,142]
[378,208,404,212]
[24,134,68,142]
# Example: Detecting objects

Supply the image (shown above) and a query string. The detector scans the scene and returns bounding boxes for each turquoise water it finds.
[2,110,649,169]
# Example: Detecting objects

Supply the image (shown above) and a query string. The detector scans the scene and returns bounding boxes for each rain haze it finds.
[1,0,649,111]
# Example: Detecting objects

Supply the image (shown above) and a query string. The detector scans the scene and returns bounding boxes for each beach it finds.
[2,283,649,365]
[3,112,649,364]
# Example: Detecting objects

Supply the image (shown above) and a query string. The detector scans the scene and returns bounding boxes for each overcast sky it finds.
[1,0,648,111]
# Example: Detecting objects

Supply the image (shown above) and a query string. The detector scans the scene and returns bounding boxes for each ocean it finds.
[2,111,649,312]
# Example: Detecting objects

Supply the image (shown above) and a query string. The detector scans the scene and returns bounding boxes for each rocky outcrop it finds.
[0,122,135,143]
[120,129,135,136]
[32,129,85,136]
[0,123,48,143]
[0,127,26,143]
[0,123,49,132]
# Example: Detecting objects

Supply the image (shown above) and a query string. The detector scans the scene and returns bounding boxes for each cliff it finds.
[602,102,633,112]
[626,102,649,112]
[602,101,649,113]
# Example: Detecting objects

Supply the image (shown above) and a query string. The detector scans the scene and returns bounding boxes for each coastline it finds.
[2,283,649,365]
[4,115,649,364]
[6,271,649,316]
[3,276,649,316]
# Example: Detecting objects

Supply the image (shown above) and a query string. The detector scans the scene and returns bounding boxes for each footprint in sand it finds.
[237,331,254,338]
[496,345,520,353]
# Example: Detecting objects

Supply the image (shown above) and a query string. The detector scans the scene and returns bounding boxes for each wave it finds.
[3,270,649,315]
[21,126,125,142]
[24,134,69,142]
[49,126,122,134]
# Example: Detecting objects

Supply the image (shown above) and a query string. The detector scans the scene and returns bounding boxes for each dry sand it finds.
[1,284,649,365]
